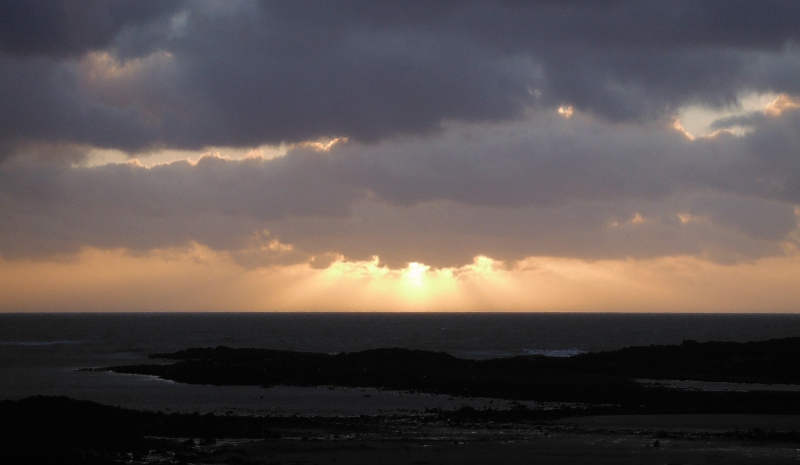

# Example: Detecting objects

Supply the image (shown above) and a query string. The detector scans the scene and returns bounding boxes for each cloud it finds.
[3,244,800,312]
[3,1,800,161]
[2,103,798,267]
[0,56,157,158]
[269,195,797,268]
[0,151,358,259]
[2,0,800,292]
[0,0,182,58]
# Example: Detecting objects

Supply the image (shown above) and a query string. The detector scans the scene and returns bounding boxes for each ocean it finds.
[2,312,800,415]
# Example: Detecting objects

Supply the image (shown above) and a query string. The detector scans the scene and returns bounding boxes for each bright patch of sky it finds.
[677,92,780,138]
[83,145,288,168]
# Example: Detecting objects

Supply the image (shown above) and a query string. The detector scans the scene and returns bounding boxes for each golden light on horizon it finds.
[1,244,799,313]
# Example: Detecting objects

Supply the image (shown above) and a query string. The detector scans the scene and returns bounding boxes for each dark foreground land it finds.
[5,337,800,464]
[99,336,800,414]
[3,396,800,465]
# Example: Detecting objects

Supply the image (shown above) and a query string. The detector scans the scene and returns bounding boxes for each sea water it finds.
[2,312,800,415]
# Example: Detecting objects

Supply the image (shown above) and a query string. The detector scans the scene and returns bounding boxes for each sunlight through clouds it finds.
[4,2,800,313]
[765,94,800,117]
[676,92,782,138]
[2,245,799,313]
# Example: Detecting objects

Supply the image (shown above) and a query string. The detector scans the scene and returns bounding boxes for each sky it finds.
[1,0,800,312]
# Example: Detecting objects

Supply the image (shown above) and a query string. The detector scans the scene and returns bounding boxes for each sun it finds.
[403,262,429,287]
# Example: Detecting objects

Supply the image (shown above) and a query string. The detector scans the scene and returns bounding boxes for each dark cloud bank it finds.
[3,0,800,153]
[1,1,799,266]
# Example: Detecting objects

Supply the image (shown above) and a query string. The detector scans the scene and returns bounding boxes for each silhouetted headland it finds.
[93,336,800,414]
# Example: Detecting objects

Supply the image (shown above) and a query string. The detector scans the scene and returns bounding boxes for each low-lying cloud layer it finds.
[2,107,798,267]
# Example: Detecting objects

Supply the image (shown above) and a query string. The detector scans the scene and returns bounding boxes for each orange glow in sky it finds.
[4,4,800,315]
[1,244,799,313]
